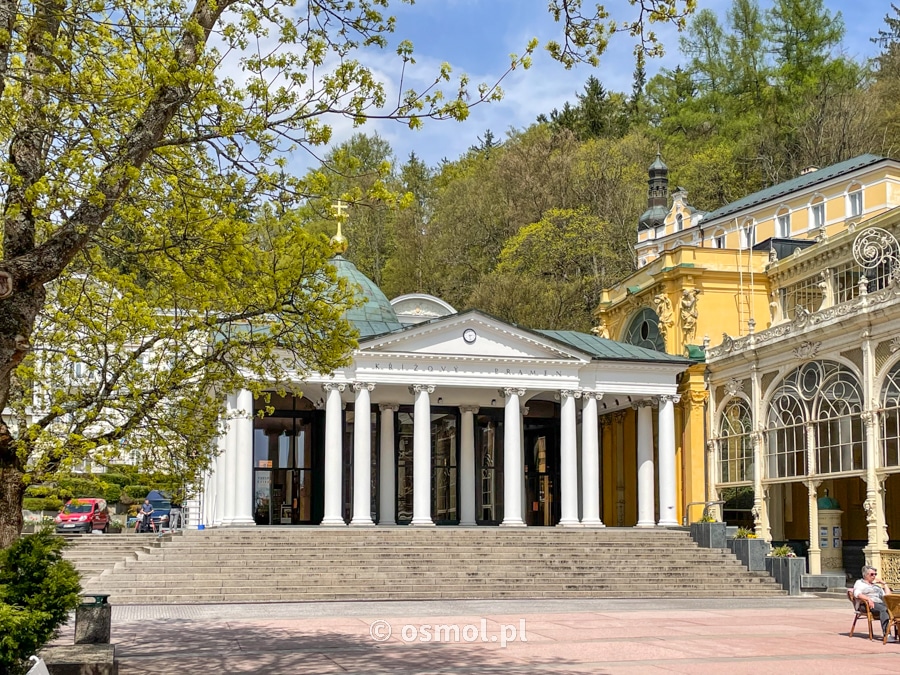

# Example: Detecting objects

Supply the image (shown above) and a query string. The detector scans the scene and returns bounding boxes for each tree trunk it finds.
[0,432,25,549]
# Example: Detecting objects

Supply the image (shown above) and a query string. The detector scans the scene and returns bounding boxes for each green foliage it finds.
[770,544,797,557]
[0,531,81,673]
[99,473,130,487]
[21,498,64,513]
[734,527,757,539]
[123,485,152,501]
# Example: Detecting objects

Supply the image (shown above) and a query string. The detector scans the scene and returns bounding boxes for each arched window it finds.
[676,213,684,232]
[881,362,900,467]
[847,182,863,218]
[809,195,826,230]
[775,206,791,238]
[814,365,864,473]
[766,361,865,479]
[623,308,665,352]
[718,399,753,483]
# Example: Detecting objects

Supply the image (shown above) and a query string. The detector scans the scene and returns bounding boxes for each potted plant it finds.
[766,544,806,595]
[690,512,727,549]
[730,527,770,571]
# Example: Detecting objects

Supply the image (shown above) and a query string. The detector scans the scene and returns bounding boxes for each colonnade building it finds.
[201,251,691,529]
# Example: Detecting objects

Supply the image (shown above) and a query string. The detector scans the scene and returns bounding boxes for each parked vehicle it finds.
[55,498,110,534]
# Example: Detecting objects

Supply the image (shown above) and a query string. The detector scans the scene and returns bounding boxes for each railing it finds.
[881,550,900,586]
[683,500,725,526]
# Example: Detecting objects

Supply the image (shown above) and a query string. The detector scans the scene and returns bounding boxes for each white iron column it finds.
[222,393,238,525]
[231,388,256,526]
[501,388,526,527]
[657,394,679,527]
[378,404,398,525]
[558,390,581,527]
[213,432,227,526]
[459,406,479,526]
[411,385,436,526]
[635,400,656,527]
[581,392,604,527]
[321,383,347,526]
[350,382,375,526]
[805,423,821,574]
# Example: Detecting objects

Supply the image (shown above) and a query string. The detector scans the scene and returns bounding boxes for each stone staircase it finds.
[65,527,786,604]
[60,532,164,582]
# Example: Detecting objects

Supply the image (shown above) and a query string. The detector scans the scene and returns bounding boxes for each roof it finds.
[638,204,668,230]
[330,256,404,339]
[536,330,692,364]
[702,154,887,224]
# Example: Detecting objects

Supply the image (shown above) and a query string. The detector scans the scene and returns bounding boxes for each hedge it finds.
[22,497,64,513]
[99,472,130,486]
[56,477,105,498]
[123,485,151,500]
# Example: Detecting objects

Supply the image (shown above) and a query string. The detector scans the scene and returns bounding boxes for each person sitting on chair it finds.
[854,564,892,638]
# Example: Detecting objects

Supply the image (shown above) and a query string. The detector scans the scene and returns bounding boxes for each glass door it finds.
[432,411,459,524]
[476,412,504,525]
[525,426,560,526]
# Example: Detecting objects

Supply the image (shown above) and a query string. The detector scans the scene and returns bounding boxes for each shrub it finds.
[734,527,757,539]
[99,472,130,486]
[21,497,65,513]
[123,485,151,500]
[770,544,797,558]
[56,477,105,498]
[102,484,123,503]
[0,529,82,674]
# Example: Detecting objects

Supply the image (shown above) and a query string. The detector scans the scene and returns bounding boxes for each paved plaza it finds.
[49,596,900,673]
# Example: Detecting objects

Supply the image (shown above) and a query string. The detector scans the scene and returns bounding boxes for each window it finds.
[718,399,753,484]
[883,362,900,467]
[811,201,825,229]
[712,229,726,249]
[675,213,683,232]
[849,190,863,218]
[744,224,756,249]
[776,211,790,238]
[623,308,665,352]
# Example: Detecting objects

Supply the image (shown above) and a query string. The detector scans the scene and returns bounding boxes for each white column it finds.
[378,404,398,525]
[222,393,238,525]
[213,432,227,526]
[321,382,347,526]
[635,400,656,528]
[558,390,580,527]
[501,388,526,527]
[350,382,375,526]
[411,384,436,526]
[581,392,604,527]
[459,406,479,526]
[231,388,256,526]
[657,394,679,527]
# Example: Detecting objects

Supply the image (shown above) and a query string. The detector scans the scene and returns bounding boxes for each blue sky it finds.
[322,0,889,171]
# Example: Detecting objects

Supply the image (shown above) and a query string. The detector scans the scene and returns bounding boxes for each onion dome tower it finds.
[638,152,669,231]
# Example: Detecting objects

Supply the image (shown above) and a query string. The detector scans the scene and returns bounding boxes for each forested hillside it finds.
[305,0,900,334]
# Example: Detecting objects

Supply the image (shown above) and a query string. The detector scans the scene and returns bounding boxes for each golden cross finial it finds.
[332,199,349,221]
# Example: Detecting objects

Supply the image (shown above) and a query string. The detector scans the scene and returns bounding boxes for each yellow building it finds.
[596,154,900,548]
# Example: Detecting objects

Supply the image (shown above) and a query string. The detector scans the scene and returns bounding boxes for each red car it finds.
[55,498,110,534]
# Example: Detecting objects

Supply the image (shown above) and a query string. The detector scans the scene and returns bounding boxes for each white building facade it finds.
[200,308,690,529]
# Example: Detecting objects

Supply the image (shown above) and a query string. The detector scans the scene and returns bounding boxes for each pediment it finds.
[359,312,588,362]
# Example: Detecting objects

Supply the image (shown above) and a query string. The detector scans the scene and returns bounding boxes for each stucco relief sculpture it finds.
[680,288,701,343]
[590,314,610,339]
[654,293,674,340]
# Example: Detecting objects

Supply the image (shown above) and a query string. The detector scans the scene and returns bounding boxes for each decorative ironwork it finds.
[853,227,899,276]
[882,550,900,587]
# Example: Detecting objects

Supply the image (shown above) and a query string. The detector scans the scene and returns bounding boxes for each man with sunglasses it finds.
[854,564,893,639]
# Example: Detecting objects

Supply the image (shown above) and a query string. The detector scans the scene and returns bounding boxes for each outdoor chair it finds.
[884,595,900,644]
[848,588,877,640]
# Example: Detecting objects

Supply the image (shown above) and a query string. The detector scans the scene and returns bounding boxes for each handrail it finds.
[683,500,726,527]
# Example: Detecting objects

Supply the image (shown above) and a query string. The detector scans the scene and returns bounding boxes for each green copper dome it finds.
[330,255,403,339]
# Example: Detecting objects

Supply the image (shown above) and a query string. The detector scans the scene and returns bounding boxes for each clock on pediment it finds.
[463,328,477,344]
